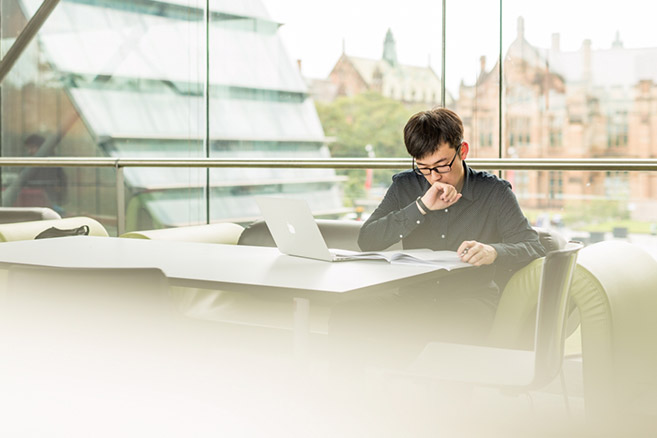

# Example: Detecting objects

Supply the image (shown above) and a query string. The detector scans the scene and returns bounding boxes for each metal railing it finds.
[4,156,657,235]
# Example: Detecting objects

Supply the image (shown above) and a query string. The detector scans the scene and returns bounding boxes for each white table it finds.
[0,236,464,296]
[0,236,469,354]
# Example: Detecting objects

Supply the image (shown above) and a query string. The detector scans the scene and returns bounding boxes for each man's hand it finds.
[457,241,497,266]
[420,182,461,212]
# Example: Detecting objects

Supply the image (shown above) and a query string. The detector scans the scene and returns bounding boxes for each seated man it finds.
[330,108,544,366]
[16,134,67,215]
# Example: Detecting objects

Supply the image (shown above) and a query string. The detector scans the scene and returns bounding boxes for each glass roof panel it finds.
[137,189,348,227]
[163,0,275,21]
[70,89,325,141]
[27,1,304,91]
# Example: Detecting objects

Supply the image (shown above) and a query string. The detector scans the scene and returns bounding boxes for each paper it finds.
[329,248,471,270]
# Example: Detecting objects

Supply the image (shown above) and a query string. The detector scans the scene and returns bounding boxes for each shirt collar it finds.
[459,161,476,201]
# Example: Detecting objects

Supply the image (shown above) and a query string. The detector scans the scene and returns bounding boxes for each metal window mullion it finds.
[441,0,447,108]
[0,0,61,83]
[205,0,211,224]
[498,0,503,160]
[115,163,125,237]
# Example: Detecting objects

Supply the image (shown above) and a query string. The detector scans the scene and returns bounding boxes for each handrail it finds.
[4,156,657,236]
[2,157,657,171]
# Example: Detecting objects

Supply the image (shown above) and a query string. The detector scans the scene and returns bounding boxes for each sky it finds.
[261,0,657,95]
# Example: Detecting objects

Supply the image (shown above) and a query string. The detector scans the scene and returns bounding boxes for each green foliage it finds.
[562,199,630,227]
[316,92,423,202]
[339,169,366,207]
[316,91,410,159]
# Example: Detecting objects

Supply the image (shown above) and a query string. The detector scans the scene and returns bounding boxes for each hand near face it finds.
[457,241,498,266]
[421,182,462,211]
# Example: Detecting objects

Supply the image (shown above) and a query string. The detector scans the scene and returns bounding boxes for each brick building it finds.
[327,29,449,106]
[458,17,657,221]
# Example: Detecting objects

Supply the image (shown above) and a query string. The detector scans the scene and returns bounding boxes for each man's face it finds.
[414,141,467,189]
[25,143,39,156]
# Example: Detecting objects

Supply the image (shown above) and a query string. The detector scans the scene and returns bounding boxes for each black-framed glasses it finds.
[413,144,462,176]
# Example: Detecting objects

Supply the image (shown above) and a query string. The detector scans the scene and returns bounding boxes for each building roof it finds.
[505,17,657,90]
[548,45,657,89]
[347,56,441,90]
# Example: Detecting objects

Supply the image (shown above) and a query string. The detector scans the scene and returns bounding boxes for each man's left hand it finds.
[457,241,497,266]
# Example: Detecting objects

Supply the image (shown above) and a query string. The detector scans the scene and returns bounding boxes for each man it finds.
[359,107,544,285]
[329,109,544,366]
[17,133,67,215]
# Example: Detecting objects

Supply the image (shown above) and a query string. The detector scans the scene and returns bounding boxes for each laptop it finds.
[255,196,360,262]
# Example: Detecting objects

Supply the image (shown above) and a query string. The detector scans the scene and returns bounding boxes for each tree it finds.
[316,92,422,205]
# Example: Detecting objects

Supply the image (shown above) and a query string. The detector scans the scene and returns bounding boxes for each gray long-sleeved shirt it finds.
[358,163,545,276]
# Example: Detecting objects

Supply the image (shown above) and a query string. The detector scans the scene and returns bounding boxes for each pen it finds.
[460,248,469,257]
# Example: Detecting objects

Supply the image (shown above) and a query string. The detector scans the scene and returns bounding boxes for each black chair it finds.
[238,219,402,251]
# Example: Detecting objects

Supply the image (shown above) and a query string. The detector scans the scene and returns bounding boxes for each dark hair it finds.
[403,108,464,159]
[24,133,46,148]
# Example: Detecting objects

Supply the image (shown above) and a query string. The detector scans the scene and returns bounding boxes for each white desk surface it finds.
[0,236,463,298]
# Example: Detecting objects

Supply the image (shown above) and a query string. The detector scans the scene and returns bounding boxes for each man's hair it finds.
[403,107,464,158]
[24,133,46,148]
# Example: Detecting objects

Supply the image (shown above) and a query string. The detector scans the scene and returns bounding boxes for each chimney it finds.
[612,30,623,48]
[551,33,560,52]
[582,39,592,85]
[517,16,525,39]
[297,59,302,74]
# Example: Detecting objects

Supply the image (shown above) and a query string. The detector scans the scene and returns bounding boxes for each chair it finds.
[534,226,567,252]
[493,226,566,291]
[0,207,61,224]
[3,265,173,334]
[489,227,574,351]
[407,241,583,408]
[120,222,244,244]
[0,265,199,427]
[1,264,177,379]
[0,216,108,242]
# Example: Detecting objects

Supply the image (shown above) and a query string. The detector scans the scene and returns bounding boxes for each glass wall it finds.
[502,169,657,258]
[1,0,208,231]
[2,0,657,249]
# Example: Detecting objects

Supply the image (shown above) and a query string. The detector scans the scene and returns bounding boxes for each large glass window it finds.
[1,0,656,247]
[508,169,657,258]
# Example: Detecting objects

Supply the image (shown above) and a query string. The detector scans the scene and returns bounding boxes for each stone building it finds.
[327,29,448,106]
[458,17,657,221]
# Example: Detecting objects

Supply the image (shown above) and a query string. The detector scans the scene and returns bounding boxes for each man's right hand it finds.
[420,182,461,212]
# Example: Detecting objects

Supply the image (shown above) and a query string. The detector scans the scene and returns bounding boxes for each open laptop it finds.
[255,196,359,262]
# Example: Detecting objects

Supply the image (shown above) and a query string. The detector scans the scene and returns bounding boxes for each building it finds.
[459,17,657,221]
[327,29,448,106]
[1,0,347,232]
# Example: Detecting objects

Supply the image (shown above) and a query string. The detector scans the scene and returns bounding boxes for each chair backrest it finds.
[532,241,583,388]
[534,226,567,253]
[1,265,178,393]
[0,207,61,224]
[0,216,109,242]
[120,222,244,244]
[4,265,173,339]
[237,218,402,251]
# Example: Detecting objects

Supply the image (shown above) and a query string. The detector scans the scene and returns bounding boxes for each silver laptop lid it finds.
[255,197,334,261]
